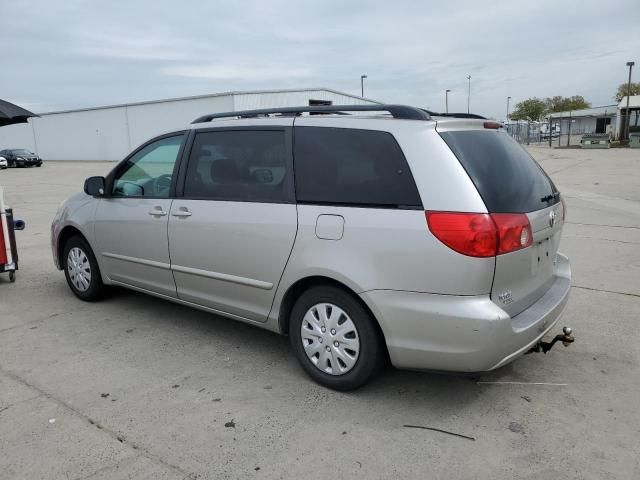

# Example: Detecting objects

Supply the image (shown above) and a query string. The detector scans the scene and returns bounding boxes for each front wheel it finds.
[289,285,385,391]
[62,235,105,301]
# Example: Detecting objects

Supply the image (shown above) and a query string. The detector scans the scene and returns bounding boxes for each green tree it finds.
[615,82,640,102]
[510,97,547,121]
[545,95,591,112]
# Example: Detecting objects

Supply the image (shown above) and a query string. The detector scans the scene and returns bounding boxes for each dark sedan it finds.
[0,149,43,167]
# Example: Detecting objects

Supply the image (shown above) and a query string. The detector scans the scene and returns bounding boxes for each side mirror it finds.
[84,176,106,197]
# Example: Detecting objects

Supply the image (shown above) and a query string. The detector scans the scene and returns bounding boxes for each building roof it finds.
[37,87,381,116]
[618,95,640,109]
[548,104,618,119]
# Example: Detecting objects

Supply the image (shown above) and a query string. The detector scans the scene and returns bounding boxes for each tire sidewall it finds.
[62,236,104,301]
[289,285,383,391]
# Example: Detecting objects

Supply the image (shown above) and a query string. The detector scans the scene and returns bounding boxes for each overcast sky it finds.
[1,0,638,119]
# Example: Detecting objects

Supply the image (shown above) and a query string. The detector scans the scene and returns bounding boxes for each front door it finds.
[168,127,297,322]
[94,133,184,297]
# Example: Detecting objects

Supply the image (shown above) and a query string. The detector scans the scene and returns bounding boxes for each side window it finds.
[113,135,183,198]
[183,130,290,203]
[294,127,422,208]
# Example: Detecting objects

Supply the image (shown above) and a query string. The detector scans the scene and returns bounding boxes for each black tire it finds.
[289,285,385,391]
[62,235,105,301]
[9,271,16,282]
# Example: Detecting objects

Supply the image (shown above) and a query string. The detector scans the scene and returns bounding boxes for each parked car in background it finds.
[0,156,7,169]
[0,149,43,167]
[51,104,572,390]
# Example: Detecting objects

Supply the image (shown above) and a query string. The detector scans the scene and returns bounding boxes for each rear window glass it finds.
[440,130,558,213]
[294,127,422,208]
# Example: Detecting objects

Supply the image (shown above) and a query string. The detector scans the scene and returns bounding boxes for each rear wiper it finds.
[540,192,560,203]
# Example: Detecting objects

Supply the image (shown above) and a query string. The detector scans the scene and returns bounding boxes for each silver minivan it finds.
[51,105,572,390]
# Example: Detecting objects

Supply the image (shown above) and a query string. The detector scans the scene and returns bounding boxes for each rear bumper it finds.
[360,253,571,372]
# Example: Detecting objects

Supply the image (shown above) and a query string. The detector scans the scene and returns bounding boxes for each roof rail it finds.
[192,104,431,124]
[421,109,486,120]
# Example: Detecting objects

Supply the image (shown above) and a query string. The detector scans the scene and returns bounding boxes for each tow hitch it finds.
[527,327,575,354]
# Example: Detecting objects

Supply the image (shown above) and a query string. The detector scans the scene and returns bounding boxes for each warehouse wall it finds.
[232,89,373,111]
[126,94,233,149]
[0,89,377,161]
[0,122,37,153]
[33,107,130,161]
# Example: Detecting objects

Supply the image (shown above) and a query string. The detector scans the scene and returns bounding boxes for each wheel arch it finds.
[277,275,389,356]
[56,225,89,270]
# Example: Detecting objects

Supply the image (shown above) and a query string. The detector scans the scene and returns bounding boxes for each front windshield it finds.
[12,149,34,155]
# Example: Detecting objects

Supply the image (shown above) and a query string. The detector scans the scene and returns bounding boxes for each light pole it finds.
[445,89,451,113]
[467,75,471,113]
[506,96,511,122]
[360,75,367,98]
[624,61,634,140]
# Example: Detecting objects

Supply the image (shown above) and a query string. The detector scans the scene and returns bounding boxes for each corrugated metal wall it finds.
[0,89,377,161]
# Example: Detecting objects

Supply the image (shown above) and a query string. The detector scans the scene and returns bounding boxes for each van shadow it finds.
[102,287,520,413]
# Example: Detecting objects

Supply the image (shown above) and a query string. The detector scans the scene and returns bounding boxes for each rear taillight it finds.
[491,213,533,254]
[426,211,532,258]
[425,212,497,257]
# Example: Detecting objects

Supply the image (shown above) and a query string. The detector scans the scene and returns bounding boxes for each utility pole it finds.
[360,74,367,98]
[445,89,451,113]
[506,96,511,122]
[467,75,471,113]
[624,61,635,140]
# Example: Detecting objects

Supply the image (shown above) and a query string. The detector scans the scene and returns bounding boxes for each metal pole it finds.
[506,96,511,122]
[624,62,634,140]
[548,116,552,147]
[467,75,471,113]
[558,116,562,147]
[526,121,530,145]
[360,74,367,97]
[567,111,572,146]
[445,89,451,113]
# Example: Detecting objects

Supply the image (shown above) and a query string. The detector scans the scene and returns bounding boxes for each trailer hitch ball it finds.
[527,326,575,354]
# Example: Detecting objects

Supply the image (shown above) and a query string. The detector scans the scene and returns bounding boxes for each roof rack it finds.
[192,104,431,124]
[421,109,486,120]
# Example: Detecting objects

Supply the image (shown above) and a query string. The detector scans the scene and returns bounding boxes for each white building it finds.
[615,95,640,139]
[548,104,618,137]
[0,88,379,161]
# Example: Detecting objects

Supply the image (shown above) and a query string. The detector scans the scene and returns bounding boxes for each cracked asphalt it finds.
[1,146,639,479]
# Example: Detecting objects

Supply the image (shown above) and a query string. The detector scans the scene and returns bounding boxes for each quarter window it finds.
[183,130,290,203]
[113,135,183,197]
[294,127,422,208]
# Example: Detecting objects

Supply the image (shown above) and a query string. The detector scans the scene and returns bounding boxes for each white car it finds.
[0,156,8,169]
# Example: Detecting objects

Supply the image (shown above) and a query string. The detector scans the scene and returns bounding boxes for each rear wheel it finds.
[63,235,105,301]
[289,285,384,391]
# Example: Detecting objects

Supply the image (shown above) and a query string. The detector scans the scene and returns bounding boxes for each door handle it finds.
[172,207,192,218]
[148,207,168,217]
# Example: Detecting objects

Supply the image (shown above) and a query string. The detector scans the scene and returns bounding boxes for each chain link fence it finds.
[505,118,615,147]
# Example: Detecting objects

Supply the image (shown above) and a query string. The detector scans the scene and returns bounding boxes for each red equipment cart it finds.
[0,186,24,283]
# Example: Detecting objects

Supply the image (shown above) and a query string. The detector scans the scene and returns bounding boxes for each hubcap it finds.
[67,247,92,292]
[300,303,360,376]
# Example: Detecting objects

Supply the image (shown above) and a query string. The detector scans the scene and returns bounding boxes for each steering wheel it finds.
[152,174,173,196]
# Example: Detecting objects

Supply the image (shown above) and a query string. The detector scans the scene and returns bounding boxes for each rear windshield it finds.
[440,130,558,213]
